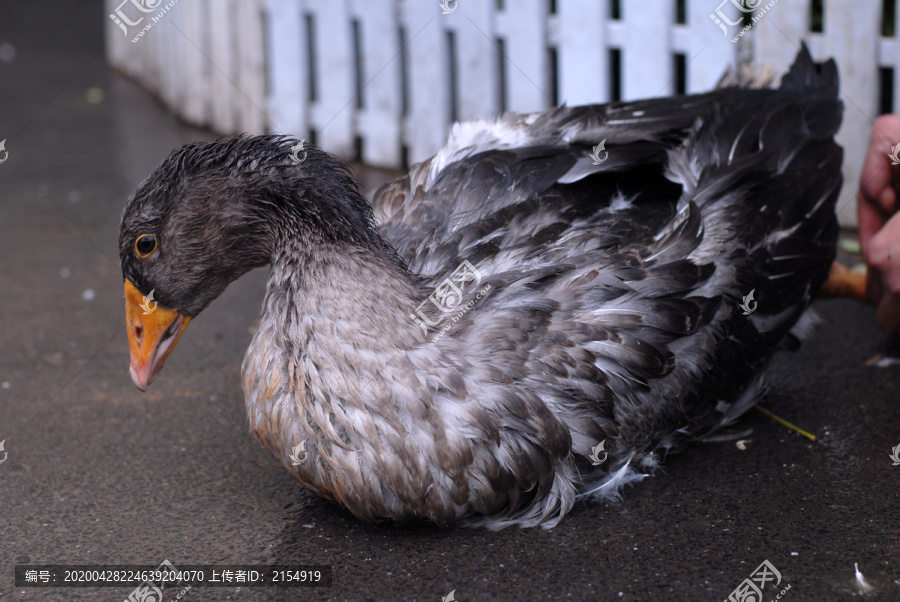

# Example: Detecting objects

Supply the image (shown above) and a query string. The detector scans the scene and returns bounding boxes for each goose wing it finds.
[372,47,840,521]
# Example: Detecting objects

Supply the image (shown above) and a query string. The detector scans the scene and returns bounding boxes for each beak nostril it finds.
[134,324,143,342]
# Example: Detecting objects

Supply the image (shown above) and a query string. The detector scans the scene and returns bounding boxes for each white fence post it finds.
[355,0,403,167]
[208,0,238,133]
[557,0,607,106]
[683,0,736,93]
[621,0,674,99]
[496,0,550,113]
[455,0,497,122]
[235,0,268,134]
[179,0,211,127]
[402,1,449,165]
[266,0,307,137]
[307,1,354,157]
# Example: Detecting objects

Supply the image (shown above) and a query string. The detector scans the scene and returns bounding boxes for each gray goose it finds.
[120,45,848,529]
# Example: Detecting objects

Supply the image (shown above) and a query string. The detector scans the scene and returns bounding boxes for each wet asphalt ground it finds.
[2,2,900,601]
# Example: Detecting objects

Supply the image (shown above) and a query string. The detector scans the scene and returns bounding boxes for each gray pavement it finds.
[1,2,899,601]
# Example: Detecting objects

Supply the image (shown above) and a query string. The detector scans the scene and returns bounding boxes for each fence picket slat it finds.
[456,0,496,121]
[402,2,448,164]
[141,6,160,94]
[308,1,354,156]
[497,0,549,113]
[158,4,180,110]
[684,0,736,93]
[179,0,209,126]
[355,0,402,166]
[235,0,268,134]
[266,0,307,136]
[558,0,607,105]
[207,0,237,133]
[621,0,672,99]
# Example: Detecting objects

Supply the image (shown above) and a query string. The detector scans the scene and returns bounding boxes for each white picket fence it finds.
[105,0,900,225]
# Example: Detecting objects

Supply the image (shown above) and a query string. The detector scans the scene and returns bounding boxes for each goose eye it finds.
[135,234,158,257]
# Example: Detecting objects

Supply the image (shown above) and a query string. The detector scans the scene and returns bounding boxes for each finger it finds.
[881,186,897,216]
[860,115,900,216]
[858,190,888,254]
[865,211,900,269]
[865,214,900,329]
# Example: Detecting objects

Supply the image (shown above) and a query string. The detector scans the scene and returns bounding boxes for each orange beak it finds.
[124,279,192,391]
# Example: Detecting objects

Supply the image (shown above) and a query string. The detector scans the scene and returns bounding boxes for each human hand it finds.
[858,115,900,331]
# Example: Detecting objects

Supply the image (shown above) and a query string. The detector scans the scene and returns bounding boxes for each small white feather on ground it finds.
[854,562,873,594]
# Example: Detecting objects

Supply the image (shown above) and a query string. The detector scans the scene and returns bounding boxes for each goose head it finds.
[119,135,388,391]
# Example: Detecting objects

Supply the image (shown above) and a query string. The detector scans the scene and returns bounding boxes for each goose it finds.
[120,45,854,529]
